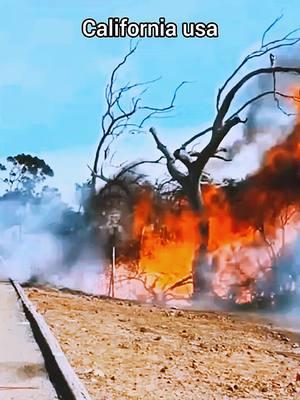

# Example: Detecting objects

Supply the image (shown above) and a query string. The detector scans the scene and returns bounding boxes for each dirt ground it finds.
[25,286,300,400]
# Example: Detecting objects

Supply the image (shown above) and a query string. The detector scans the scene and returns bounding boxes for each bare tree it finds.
[90,42,186,191]
[147,18,300,297]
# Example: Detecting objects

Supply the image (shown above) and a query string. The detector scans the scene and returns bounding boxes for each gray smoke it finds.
[227,45,300,161]
[0,192,105,293]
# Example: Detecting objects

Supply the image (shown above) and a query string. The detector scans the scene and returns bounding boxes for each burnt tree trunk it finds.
[184,176,211,300]
[191,219,210,299]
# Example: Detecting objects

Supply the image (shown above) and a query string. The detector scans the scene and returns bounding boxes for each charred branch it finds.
[92,41,187,189]
[114,157,164,180]
[149,127,186,185]
[229,91,300,119]
[181,127,213,149]
[167,275,193,291]
[216,16,300,111]
[214,66,300,130]
[211,155,232,162]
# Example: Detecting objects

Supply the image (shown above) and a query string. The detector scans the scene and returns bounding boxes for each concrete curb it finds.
[11,280,92,400]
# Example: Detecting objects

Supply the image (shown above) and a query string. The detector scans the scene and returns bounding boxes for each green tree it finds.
[0,154,54,195]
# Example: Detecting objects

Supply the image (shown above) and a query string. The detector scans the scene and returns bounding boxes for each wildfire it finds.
[105,98,300,306]
[135,203,200,296]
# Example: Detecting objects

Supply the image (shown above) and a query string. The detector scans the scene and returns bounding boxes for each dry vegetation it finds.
[25,286,300,400]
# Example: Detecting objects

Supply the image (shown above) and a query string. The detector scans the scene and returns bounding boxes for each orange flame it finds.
[103,92,300,304]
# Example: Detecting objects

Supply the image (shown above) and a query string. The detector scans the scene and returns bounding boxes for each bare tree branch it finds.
[229,90,300,119]
[216,17,300,111]
[215,66,300,129]
[211,154,232,162]
[87,164,110,183]
[149,127,186,183]
[167,275,192,291]
[261,14,283,47]
[91,43,186,189]
[181,126,213,149]
[138,81,188,128]
[141,81,188,112]
[114,157,164,180]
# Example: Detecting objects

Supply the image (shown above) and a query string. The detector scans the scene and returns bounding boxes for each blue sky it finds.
[1,0,300,203]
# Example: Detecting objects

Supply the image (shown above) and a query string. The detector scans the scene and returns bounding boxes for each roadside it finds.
[0,281,58,400]
[26,285,300,400]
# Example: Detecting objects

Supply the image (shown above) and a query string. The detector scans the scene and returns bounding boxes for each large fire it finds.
[101,106,300,306]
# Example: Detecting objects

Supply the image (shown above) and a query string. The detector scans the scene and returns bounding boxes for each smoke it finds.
[0,192,106,294]
[212,46,300,183]
[270,237,300,332]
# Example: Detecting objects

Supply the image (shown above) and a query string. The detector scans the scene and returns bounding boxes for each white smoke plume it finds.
[0,193,106,294]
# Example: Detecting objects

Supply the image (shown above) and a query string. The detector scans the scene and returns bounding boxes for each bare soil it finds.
[25,286,300,400]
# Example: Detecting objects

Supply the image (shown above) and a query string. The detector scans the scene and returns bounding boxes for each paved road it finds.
[0,281,58,400]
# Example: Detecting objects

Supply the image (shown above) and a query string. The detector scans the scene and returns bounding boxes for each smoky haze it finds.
[225,47,300,163]
[0,191,106,294]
